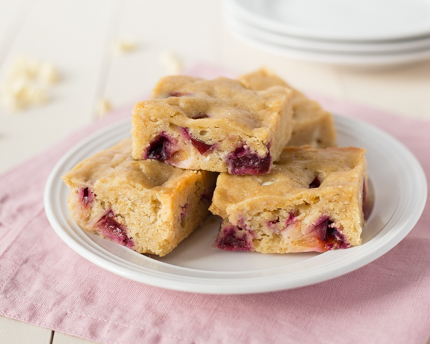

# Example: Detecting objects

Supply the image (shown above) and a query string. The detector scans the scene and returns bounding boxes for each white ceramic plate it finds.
[227,21,430,66]
[230,0,430,42]
[44,115,427,294]
[226,9,430,54]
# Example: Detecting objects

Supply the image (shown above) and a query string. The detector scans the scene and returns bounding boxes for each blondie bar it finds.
[62,138,218,256]
[209,146,367,253]
[131,75,293,175]
[239,68,337,148]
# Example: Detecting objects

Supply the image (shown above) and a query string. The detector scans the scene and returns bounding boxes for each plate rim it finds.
[230,0,430,42]
[226,11,430,54]
[226,19,430,66]
[44,114,427,294]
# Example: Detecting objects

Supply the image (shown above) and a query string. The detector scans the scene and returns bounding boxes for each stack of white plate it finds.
[225,0,430,66]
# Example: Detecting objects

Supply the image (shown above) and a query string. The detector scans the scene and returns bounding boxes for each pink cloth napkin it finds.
[1,65,430,344]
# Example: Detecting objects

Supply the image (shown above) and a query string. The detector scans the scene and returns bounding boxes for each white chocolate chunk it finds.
[113,38,137,53]
[159,52,183,74]
[96,99,112,118]
[0,56,59,112]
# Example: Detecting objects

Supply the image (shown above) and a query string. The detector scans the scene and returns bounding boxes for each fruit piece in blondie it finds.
[239,68,337,148]
[209,146,367,253]
[132,75,293,175]
[62,138,218,256]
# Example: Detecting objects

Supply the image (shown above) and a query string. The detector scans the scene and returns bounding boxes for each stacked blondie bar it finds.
[62,68,367,256]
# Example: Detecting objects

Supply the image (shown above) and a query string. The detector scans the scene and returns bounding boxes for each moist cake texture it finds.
[239,68,337,148]
[209,146,367,253]
[132,75,293,175]
[62,138,218,256]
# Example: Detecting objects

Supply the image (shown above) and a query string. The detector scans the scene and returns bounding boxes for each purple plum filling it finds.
[169,91,191,97]
[180,203,189,219]
[312,216,349,249]
[267,217,280,230]
[79,187,94,207]
[226,145,272,175]
[200,188,214,203]
[267,211,296,233]
[96,210,134,248]
[144,132,177,161]
[309,176,321,188]
[215,223,254,251]
[285,211,296,226]
[191,113,209,119]
[180,127,214,154]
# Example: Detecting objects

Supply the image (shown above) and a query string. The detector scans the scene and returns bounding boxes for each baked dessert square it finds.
[131,75,293,175]
[62,138,218,257]
[239,68,337,148]
[209,146,367,253]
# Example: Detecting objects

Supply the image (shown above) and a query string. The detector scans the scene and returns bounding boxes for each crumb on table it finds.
[159,52,183,74]
[0,56,59,112]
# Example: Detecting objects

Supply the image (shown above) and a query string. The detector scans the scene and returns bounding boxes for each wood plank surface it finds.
[0,0,117,173]
[339,62,430,120]
[0,0,430,343]
[53,332,95,344]
[0,315,52,344]
[102,0,221,107]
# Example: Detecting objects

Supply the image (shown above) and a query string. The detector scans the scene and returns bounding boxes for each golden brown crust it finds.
[239,68,337,148]
[62,138,218,256]
[131,75,294,173]
[210,146,367,253]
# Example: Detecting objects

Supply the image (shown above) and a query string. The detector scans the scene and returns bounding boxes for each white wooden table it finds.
[1,1,429,343]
